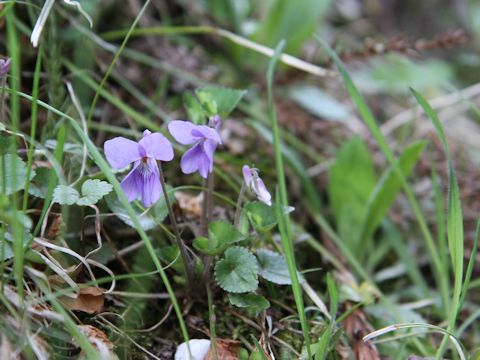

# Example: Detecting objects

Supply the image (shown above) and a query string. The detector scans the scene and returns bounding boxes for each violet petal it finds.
[168,121,198,145]
[140,161,161,207]
[190,125,222,144]
[104,137,141,169]
[139,132,174,161]
[120,164,142,201]
[242,165,253,185]
[180,143,205,175]
[255,177,272,206]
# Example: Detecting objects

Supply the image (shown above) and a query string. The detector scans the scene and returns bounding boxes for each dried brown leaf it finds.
[206,339,240,360]
[60,287,104,314]
[175,191,203,219]
[342,305,380,360]
[78,325,118,360]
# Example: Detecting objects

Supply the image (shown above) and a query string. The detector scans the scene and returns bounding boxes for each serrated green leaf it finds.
[193,221,246,255]
[215,246,258,293]
[228,293,270,312]
[245,201,277,232]
[0,154,36,195]
[53,185,80,205]
[183,92,207,124]
[105,185,173,230]
[77,179,113,205]
[256,249,295,285]
[196,86,247,117]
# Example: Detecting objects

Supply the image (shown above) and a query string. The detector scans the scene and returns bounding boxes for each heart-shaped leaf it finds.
[193,221,246,256]
[77,179,113,206]
[53,185,80,205]
[215,246,258,293]
[196,86,247,117]
[256,249,297,285]
[228,293,270,312]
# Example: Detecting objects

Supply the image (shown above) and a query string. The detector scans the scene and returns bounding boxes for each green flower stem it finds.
[233,182,246,228]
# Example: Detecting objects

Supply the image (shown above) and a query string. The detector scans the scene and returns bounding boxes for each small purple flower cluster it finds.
[104,117,271,207]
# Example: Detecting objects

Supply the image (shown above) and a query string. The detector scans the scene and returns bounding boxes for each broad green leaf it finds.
[28,167,50,198]
[183,92,206,124]
[328,137,376,248]
[193,220,245,256]
[0,154,36,195]
[196,86,247,117]
[360,141,427,241]
[289,85,350,121]
[228,293,270,312]
[105,185,173,230]
[254,0,331,54]
[157,245,184,273]
[354,55,452,95]
[52,185,80,205]
[214,246,258,293]
[77,179,113,206]
[245,201,277,232]
[0,241,13,261]
[256,249,293,285]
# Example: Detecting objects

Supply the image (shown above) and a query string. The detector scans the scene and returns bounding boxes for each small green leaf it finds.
[196,86,247,117]
[214,246,258,293]
[256,249,296,285]
[0,154,36,195]
[105,185,173,230]
[228,293,270,312]
[77,179,113,205]
[328,137,376,250]
[28,167,50,198]
[289,85,350,121]
[245,201,277,232]
[183,92,207,124]
[53,185,80,205]
[193,221,246,255]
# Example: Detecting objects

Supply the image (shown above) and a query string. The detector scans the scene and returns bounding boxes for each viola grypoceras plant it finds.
[168,119,222,179]
[242,165,272,206]
[104,129,174,207]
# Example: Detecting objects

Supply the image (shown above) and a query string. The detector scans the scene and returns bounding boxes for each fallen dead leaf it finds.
[78,325,118,360]
[206,339,240,360]
[60,287,104,314]
[175,191,204,219]
[342,304,380,360]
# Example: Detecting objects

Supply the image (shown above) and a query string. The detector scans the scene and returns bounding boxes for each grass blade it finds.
[268,41,311,358]
[316,35,449,315]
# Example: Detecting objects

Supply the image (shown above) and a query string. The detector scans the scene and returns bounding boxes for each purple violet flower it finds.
[242,165,272,206]
[104,129,174,207]
[168,120,222,179]
[0,58,11,77]
[209,115,222,131]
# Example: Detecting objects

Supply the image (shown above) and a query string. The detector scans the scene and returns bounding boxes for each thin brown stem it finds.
[233,182,246,228]
[158,162,194,289]
[200,177,209,236]
[207,172,214,225]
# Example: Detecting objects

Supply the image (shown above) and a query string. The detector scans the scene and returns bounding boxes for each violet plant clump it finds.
[168,120,222,179]
[243,165,272,206]
[104,129,174,207]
